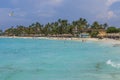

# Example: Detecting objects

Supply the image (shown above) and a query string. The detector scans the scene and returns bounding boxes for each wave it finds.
[106,60,120,69]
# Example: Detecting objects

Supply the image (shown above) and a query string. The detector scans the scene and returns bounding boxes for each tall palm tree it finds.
[34,22,42,34]
[91,21,100,29]
[0,29,3,35]
[103,23,108,29]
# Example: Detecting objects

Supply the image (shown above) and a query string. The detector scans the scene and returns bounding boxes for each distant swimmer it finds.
[95,63,102,71]
[82,39,86,42]
[82,39,84,42]
[113,44,120,47]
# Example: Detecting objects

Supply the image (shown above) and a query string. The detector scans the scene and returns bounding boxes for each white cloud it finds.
[107,11,116,19]
[106,0,120,6]
[96,0,120,20]
[27,0,64,17]
[96,11,116,20]
[1,0,120,28]
[29,0,63,8]
[50,0,63,5]
[106,0,120,19]
[106,0,117,6]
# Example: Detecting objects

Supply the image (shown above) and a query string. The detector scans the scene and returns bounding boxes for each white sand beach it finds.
[0,36,120,45]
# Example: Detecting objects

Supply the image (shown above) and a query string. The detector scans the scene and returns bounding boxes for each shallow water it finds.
[0,38,120,80]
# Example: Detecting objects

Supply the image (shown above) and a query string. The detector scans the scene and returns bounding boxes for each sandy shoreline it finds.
[0,36,120,45]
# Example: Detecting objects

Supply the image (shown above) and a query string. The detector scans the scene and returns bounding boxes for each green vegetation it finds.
[0,18,120,37]
[90,31,99,38]
[0,29,3,36]
[106,27,120,33]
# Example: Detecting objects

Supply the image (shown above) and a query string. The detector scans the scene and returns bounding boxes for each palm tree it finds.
[0,29,3,36]
[57,19,68,34]
[50,22,59,35]
[103,23,108,29]
[34,22,42,34]
[91,21,100,29]
[72,18,88,34]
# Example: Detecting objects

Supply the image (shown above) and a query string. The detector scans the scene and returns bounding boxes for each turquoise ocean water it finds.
[0,38,120,80]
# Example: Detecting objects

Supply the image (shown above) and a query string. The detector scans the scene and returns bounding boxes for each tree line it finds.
[0,18,120,37]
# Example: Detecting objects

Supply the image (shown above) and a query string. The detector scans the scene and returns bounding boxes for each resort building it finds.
[79,33,90,38]
[106,33,120,40]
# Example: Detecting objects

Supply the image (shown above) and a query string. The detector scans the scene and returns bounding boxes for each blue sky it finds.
[0,0,120,29]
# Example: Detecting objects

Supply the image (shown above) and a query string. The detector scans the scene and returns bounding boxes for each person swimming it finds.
[113,44,120,47]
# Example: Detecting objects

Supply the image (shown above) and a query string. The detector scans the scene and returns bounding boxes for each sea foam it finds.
[106,60,120,69]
